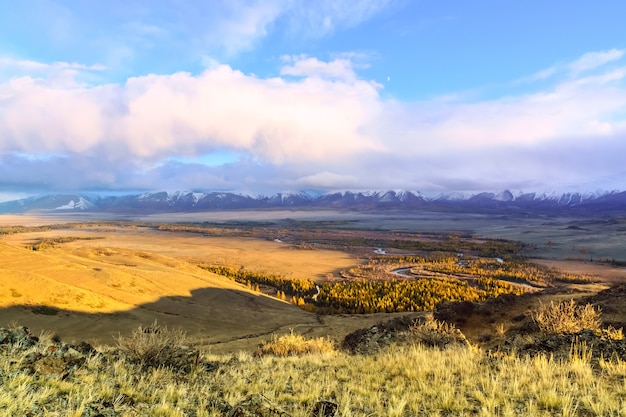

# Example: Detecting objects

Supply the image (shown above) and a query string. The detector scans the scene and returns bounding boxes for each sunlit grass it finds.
[2,330,626,416]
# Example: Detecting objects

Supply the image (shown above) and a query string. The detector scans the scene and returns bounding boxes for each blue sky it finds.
[1,1,626,200]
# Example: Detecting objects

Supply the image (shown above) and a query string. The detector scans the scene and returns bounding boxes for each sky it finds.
[1,1,626,201]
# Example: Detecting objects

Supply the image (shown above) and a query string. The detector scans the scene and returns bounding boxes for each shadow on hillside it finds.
[0,285,318,349]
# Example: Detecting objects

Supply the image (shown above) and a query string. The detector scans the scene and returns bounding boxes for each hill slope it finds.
[0,237,320,347]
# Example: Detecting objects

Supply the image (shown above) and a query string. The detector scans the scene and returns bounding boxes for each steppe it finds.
[1,210,625,352]
[3,210,626,416]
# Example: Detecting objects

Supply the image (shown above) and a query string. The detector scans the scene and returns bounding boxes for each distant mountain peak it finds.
[0,188,624,215]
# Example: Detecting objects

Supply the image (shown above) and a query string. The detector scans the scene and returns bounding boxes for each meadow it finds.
[3,325,626,417]
[1,212,626,415]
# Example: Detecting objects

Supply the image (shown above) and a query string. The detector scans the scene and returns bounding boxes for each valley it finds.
[3,211,626,415]
[1,211,625,353]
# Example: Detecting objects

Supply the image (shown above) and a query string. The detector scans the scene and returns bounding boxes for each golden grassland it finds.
[1,300,624,415]
[0,223,398,351]
[2,216,626,415]
[1,218,624,350]
[2,327,626,416]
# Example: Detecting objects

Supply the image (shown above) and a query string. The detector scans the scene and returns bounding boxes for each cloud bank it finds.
[0,49,625,195]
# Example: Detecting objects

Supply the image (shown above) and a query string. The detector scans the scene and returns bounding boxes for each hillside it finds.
[0,228,341,348]
[3,296,626,416]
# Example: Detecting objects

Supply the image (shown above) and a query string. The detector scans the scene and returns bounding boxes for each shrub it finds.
[601,325,624,341]
[115,321,199,372]
[533,300,601,335]
[256,330,335,356]
[409,315,468,348]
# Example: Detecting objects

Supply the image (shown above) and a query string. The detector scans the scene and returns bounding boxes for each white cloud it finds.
[208,0,284,55]
[285,0,394,37]
[516,49,625,85]
[0,58,105,72]
[518,66,559,83]
[200,0,394,55]
[295,171,359,189]
[0,57,106,88]
[1,49,626,193]
[569,49,625,75]
[0,1,396,80]
[0,58,383,165]
[280,55,358,81]
[387,55,626,154]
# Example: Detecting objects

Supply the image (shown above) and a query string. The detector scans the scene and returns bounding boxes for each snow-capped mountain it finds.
[0,189,625,215]
[53,196,96,211]
[0,194,97,213]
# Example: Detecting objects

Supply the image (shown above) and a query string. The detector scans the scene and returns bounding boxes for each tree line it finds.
[198,263,522,314]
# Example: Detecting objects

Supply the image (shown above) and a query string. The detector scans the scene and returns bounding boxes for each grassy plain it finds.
[2,212,626,416]
[1,211,625,351]
[0,219,409,351]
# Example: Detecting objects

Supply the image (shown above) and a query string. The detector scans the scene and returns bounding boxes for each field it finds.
[0,219,390,352]
[2,211,626,415]
[1,211,625,351]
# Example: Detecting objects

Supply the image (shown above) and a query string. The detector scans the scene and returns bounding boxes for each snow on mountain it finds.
[431,191,471,201]
[493,190,514,202]
[0,188,624,214]
[53,197,95,211]
[378,191,398,203]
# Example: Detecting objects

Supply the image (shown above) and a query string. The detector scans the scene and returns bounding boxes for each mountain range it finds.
[1,189,625,216]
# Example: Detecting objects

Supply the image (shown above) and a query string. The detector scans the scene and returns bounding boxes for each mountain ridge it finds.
[1,189,625,215]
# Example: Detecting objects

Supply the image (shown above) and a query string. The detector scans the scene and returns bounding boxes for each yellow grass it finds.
[409,314,469,347]
[256,330,336,356]
[533,300,602,335]
[2,330,626,416]
[0,224,399,351]
[0,225,355,280]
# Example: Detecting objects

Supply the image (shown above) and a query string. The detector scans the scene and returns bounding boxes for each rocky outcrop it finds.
[512,329,626,362]
[0,325,39,348]
[341,315,468,354]
[342,316,416,354]
[0,326,92,379]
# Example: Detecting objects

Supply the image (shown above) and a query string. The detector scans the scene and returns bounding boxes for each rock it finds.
[72,341,97,356]
[207,397,232,414]
[0,326,92,378]
[515,329,626,362]
[311,401,338,417]
[0,329,9,344]
[0,326,39,348]
[33,356,68,378]
[341,316,420,354]
[228,394,290,417]
[21,352,43,373]
[81,401,116,417]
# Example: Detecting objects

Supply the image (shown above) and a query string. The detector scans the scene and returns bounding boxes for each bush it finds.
[115,321,199,372]
[601,325,624,341]
[533,300,601,335]
[409,315,468,348]
[256,331,335,356]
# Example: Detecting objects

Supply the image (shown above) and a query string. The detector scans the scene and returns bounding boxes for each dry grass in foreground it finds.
[2,323,626,416]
